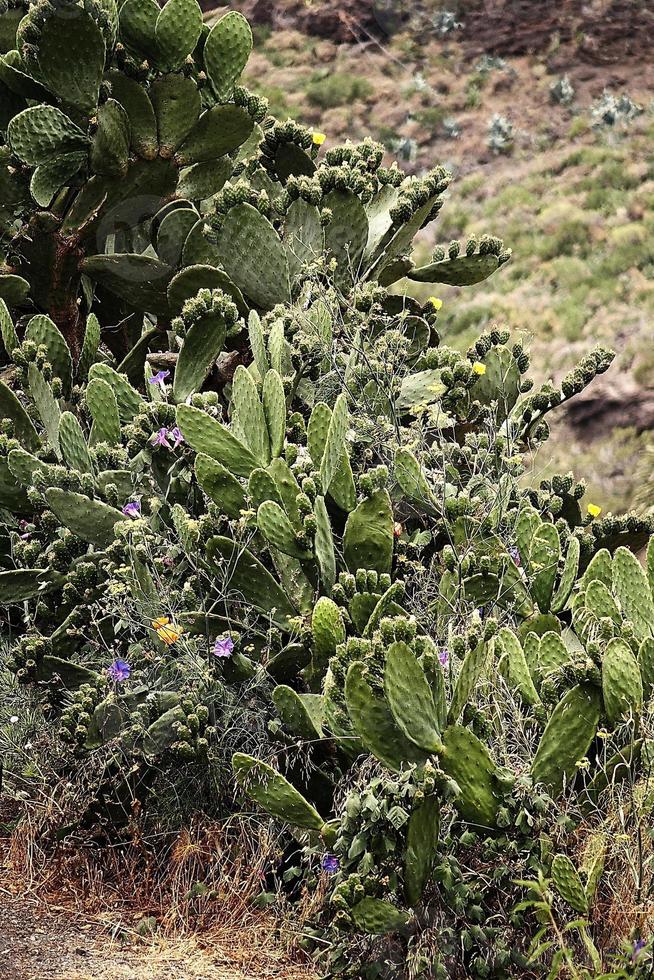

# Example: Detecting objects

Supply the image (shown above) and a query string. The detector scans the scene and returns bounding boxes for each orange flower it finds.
[152,616,184,646]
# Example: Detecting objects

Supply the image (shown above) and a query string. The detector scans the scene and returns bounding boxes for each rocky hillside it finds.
[223,0,654,61]
[207,2,654,512]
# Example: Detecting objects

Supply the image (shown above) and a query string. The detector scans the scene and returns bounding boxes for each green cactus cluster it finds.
[0,7,652,978]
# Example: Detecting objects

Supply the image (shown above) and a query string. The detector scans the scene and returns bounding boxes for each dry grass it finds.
[0,802,319,980]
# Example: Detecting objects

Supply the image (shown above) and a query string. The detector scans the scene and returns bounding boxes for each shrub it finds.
[305,72,373,109]
[487,113,515,154]
[0,4,652,978]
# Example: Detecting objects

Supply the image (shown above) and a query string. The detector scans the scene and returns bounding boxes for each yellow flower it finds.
[472,361,486,376]
[312,132,326,146]
[152,616,184,646]
[587,503,602,519]
[427,296,443,311]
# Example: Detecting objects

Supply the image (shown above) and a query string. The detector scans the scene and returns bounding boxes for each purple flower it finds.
[509,546,521,567]
[213,636,235,658]
[321,854,340,874]
[170,426,184,449]
[151,427,172,448]
[632,939,647,962]
[438,647,449,667]
[148,369,170,386]
[107,659,131,683]
[122,500,141,518]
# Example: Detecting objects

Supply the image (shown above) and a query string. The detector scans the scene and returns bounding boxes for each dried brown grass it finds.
[1,802,319,980]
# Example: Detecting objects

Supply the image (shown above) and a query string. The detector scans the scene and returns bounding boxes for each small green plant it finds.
[305,72,373,110]
[487,113,515,154]
[551,74,576,106]
[592,90,644,129]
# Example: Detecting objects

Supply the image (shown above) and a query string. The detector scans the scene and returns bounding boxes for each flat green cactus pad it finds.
[120,0,160,60]
[351,897,410,935]
[232,752,325,830]
[404,795,440,907]
[150,73,201,158]
[91,99,130,178]
[59,412,92,474]
[231,365,271,465]
[0,379,40,451]
[88,364,143,422]
[33,7,106,113]
[173,310,226,404]
[612,546,654,642]
[551,854,588,913]
[155,0,203,70]
[105,71,158,160]
[206,535,296,626]
[82,254,172,316]
[345,661,428,772]
[176,105,253,166]
[408,253,501,286]
[27,363,61,457]
[0,567,49,603]
[87,377,121,446]
[602,638,643,724]
[448,641,489,724]
[324,190,369,288]
[8,105,88,166]
[30,151,86,208]
[384,641,442,753]
[45,489,123,548]
[272,685,324,739]
[343,490,394,575]
[177,404,259,478]
[284,199,324,282]
[203,11,252,102]
[531,684,601,795]
[441,725,503,827]
[214,203,291,310]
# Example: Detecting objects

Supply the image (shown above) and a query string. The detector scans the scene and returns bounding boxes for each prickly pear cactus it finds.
[0,14,652,976]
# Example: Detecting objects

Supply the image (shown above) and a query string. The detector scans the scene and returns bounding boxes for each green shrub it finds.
[0,4,652,978]
[305,71,373,109]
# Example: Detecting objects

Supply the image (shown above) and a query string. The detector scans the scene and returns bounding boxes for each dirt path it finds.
[0,894,317,980]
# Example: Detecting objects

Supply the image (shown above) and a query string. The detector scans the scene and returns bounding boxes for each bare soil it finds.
[0,893,317,980]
